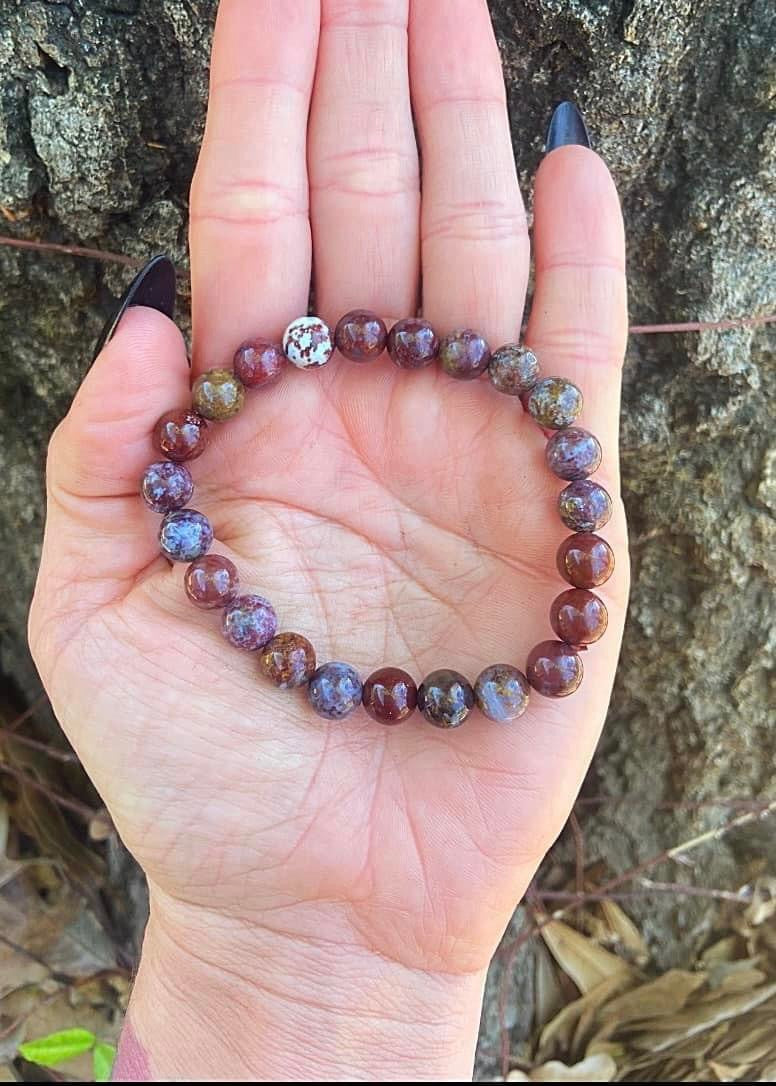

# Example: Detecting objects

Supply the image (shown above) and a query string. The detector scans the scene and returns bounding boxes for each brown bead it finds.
[556,533,615,589]
[438,329,491,380]
[526,640,583,698]
[550,589,608,645]
[334,310,387,362]
[362,667,417,724]
[184,554,240,609]
[488,344,540,396]
[154,409,209,462]
[192,369,245,420]
[527,377,583,429]
[418,669,474,727]
[259,632,316,689]
[387,318,439,369]
[559,480,613,532]
[233,339,285,388]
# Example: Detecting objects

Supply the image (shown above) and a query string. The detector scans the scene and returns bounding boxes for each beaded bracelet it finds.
[141,310,614,728]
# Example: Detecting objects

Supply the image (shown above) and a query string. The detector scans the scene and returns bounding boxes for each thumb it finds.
[31,264,191,657]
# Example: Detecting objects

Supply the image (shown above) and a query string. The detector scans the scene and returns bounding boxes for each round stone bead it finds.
[559,480,613,532]
[438,329,491,380]
[474,664,530,723]
[233,339,285,389]
[334,309,387,362]
[222,594,278,651]
[526,640,583,698]
[550,589,608,645]
[556,533,615,589]
[527,377,583,429]
[488,345,540,396]
[387,318,439,370]
[153,409,209,462]
[159,509,213,563]
[283,316,334,368]
[417,669,474,728]
[545,427,602,481]
[141,461,193,513]
[184,554,239,609]
[362,667,417,725]
[260,632,317,689]
[308,662,363,720]
[192,369,245,421]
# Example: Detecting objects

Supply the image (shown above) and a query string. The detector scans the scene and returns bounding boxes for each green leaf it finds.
[18,1028,96,1067]
[93,1042,116,1082]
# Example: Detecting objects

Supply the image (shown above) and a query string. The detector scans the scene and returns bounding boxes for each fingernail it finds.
[92,254,177,362]
[545,101,591,153]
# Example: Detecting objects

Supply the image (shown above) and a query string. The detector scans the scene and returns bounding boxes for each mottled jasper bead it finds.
[545,427,602,481]
[260,632,317,689]
[159,509,213,563]
[527,377,583,429]
[233,339,285,389]
[387,318,439,370]
[154,409,209,462]
[184,554,239,609]
[222,594,278,651]
[526,640,583,698]
[334,309,387,362]
[417,669,474,728]
[474,664,530,723]
[141,461,193,513]
[559,480,613,532]
[308,662,363,720]
[488,345,540,396]
[438,329,491,380]
[283,316,334,368]
[550,589,608,645]
[362,667,417,724]
[192,369,245,421]
[556,533,615,589]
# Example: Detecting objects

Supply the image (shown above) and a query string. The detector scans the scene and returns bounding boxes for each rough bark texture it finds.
[0,0,773,1075]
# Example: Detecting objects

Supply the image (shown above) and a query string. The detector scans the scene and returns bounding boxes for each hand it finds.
[29,0,628,1079]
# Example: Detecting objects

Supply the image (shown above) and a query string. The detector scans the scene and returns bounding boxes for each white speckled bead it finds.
[282,316,334,369]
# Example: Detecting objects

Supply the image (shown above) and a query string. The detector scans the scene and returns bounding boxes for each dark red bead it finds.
[526,640,583,698]
[438,329,491,380]
[556,533,615,589]
[334,309,387,362]
[550,589,608,645]
[362,667,417,724]
[154,409,209,462]
[387,318,439,370]
[233,339,286,388]
[184,554,240,609]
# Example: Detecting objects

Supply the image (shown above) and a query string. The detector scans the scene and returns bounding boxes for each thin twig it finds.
[0,762,97,821]
[537,884,752,904]
[0,234,138,267]
[629,314,776,334]
[4,693,48,734]
[568,811,585,902]
[0,726,78,763]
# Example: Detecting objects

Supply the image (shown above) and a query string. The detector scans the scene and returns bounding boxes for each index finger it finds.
[189,0,320,373]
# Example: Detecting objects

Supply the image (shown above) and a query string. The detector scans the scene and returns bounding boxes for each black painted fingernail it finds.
[545,101,591,152]
[92,254,177,362]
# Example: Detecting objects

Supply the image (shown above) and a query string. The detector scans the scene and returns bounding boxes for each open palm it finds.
[29,0,627,988]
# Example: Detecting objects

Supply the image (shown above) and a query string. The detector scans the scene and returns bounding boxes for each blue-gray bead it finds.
[558,480,612,532]
[159,509,213,562]
[308,661,363,720]
[474,664,530,723]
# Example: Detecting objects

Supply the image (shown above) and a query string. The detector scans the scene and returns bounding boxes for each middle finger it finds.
[309,0,420,327]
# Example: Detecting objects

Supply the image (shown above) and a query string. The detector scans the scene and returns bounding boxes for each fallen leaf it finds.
[536,973,633,1063]
[590,969,706,1042]
[540,920,632,994]
[596,900,650,966]
[628,984,776,1053]
[510,1053,618,1082]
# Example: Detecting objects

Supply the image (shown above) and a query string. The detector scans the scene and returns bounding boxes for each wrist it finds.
[119,889,485,1081]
